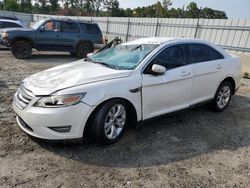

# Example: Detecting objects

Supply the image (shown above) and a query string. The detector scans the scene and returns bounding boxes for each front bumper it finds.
[13,99,95,140]
[0,37,3,45]
[0,37,9,46]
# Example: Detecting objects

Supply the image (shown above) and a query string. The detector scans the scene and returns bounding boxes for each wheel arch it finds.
[11,37,34,46]
[83,97,138,137]
[76,40,94,51]
[221,76,236,94]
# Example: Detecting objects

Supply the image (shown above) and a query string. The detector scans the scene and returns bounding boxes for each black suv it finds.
[0,18,103,59]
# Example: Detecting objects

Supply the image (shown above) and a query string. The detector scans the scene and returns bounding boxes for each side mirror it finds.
[40,26,45,32]
[151,64,166,74]
[87,53,94,58]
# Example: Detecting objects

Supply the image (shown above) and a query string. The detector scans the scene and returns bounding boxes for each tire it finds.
[76,42,93,58]
[11,40,32,59]
[88,99,127,145]
[212,81,233,112]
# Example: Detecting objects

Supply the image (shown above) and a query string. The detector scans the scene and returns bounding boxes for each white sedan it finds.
[13,37,242,145]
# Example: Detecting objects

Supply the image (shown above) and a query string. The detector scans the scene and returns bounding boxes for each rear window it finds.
[80,23,100,34]
[189,44,224,63]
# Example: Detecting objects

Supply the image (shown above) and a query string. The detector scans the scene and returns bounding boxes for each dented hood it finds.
[23,60,132,96]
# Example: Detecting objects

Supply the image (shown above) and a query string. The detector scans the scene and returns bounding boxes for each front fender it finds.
[55,75,142,121]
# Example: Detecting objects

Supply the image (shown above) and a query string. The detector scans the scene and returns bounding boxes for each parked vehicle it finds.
[13,37,242,145]
[0,19,27,45]
[1,18,103,59]
[0,16,26,25]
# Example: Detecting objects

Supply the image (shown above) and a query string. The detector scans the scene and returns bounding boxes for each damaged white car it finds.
[13,37,242,145]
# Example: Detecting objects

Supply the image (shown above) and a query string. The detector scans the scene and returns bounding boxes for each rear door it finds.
[35,20,62,51]
[189,43,225,105]
[61,21,81,51]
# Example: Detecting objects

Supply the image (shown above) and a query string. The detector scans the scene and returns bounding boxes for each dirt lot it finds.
[0,49,250,188]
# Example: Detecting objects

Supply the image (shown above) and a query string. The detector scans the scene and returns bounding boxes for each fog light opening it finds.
[48,126,71,133]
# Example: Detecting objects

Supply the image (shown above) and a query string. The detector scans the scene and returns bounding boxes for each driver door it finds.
[35,20,62,51]
[142,44,193,120]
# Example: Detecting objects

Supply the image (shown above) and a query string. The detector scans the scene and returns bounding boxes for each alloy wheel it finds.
[104,104,126,140]
[216,85,231,109]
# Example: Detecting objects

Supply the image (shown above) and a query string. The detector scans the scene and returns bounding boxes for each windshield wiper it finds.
[133,45,143,51]
[83,57,94,62]
[83,57,116,69]
[84,58,117,69]
[94,61,117,69]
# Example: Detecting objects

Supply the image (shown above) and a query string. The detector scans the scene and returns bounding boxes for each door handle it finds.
[181,71,191,77]
[56,34,60,37]
[216,64,222,70]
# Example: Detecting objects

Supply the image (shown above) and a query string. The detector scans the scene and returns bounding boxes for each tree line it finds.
[0,0,228,19]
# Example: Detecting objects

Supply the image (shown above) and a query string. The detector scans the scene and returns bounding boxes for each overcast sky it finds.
[119,0,250,19]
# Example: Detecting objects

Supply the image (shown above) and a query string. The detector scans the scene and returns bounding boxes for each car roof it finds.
[0,16,19,21]
[123,37,229,57]
[43,18,96,24]
[0,19,21,23]
[123,37,177,45]
[123,37,216,45]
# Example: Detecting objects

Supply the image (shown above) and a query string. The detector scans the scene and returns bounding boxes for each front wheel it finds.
[212,82,233,112]
[11,40,32,59]
[88,100,127,145]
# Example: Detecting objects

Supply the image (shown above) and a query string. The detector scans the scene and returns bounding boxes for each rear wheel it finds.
[88,99,127,145]
[11,40,32,59]
[76,42,93,58]
[212,82,233,112]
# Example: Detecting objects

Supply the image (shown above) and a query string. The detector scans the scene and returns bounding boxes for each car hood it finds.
[23,60,132,96]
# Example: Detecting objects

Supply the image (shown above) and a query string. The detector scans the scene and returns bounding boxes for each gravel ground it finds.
[0,50,250,188]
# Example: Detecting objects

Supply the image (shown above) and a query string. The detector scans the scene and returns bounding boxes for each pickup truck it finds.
[0,18,104,59]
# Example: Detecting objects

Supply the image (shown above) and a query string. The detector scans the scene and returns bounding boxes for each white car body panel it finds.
[190,59,224,105]
[142,64,193,119]
[13,37,242,140]
[55,73,143,121]
[23,60,132,95]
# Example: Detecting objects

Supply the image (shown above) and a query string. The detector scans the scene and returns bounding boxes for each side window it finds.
[0,22,2,28]
[80,23,100,34]
[151,44,188,69]
[61,22,80,33]
[43,21,60,32]
[209,47,224,60]
[2,22,22,28]
[189,44,223,64]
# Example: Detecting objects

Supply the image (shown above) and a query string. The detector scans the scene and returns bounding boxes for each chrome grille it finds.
[14,85,34,109]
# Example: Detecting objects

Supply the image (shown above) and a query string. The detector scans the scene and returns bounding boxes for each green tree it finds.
[162,0,172,10]
[124,8,133,17]
[186,2,199,18]
[19,0,32,13]
[4,0,20,11]
[49,0,60,14]
[213,9,227,19]
[91,0,103,16]
[0,1,4,10]
[104,0,120,16]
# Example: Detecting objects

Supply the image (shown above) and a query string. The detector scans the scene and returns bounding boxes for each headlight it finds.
[34,93,86,108]
[1,32,9,38]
